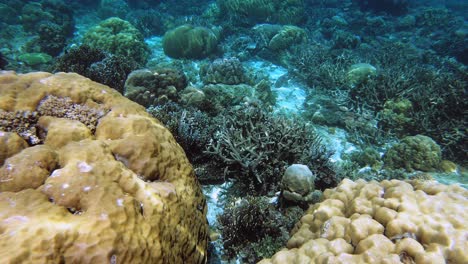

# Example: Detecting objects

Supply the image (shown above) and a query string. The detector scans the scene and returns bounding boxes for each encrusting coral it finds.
[0,71,208,263]
[259,179,468,264]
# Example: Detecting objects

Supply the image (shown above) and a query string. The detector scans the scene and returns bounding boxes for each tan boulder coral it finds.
[281,164,317,203]
[260,179,468,264]
[0,71,209,263]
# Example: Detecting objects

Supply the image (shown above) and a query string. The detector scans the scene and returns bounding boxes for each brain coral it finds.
[260,179,468,264]
[0,71,208,263]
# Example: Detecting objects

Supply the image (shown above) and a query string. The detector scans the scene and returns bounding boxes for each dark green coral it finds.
[384,135,441,172]
[83,17,150,65]
[162,25,219,59]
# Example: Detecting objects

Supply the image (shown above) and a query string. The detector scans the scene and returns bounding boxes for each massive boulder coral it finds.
[384,134,442,172]
[0,71,209,263]
[162,25,219,60]
[260,179,468,264]
[83,17,150,65]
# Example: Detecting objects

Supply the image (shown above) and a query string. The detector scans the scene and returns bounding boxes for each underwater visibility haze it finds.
[0,0,467,263]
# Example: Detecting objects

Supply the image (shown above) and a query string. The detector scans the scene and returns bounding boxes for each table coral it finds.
[0,71,208,263]
[260,179,468,264]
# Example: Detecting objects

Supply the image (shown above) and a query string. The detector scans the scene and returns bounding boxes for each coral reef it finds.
[260,179,468,263]
[355,0,409,15]
[53,45,106,75]
[217,0,305,26]
[384,135,442,172]
[147,102,224,183]
[18,0,74,56]
[200,57,248,85]
[349,147,382,171]
[37,22,67,56]
[54,45,137,94]
[0,71,208,263]
[18,52,53,66]
[346,63,377,87]
[218,196,303,262]
[20,1,74,35]
[98,0,130,19]
[83,17,150,65]
[125,9,165,37]
[206,106,334,194]
[0,52,8,69]
[124,68,188,107]
[268,26,306,51]
[216,0,275,26]
[162,25,219,59]
[86,54,137,94]
[378,98,413,136]
[196,84,257,114]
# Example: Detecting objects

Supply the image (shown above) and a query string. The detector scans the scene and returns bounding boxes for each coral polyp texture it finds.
[0,71,208,263]
[259,179,468,264]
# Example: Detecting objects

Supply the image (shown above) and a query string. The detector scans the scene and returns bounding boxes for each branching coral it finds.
[217,0,305,26]
[148,102,225,183]
[292,40,466,162]
[54,45,137,94]
[206,106,335,194]
[218,196,302,262]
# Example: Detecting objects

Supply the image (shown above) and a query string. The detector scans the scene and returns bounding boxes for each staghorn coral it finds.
[0,71,208,263]
[218,196,302,262]
[147,102,226,183]
[206,106,334,194]
[260,179,468,264]
[216,0,275,26]
[217,0,305,26]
